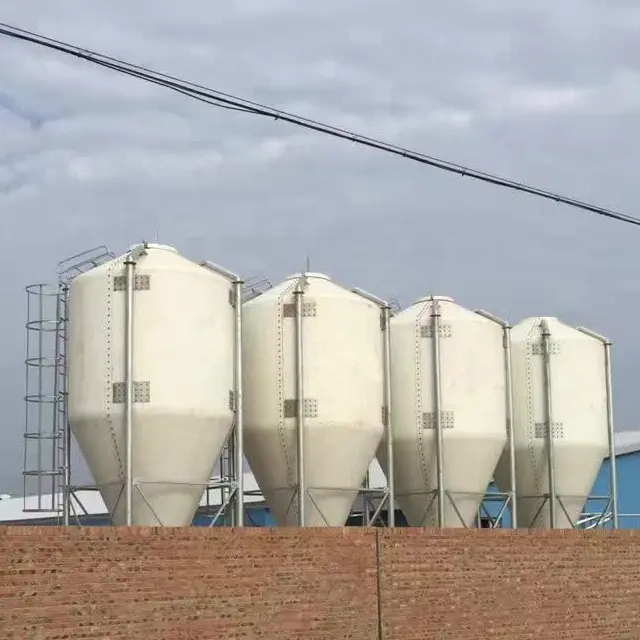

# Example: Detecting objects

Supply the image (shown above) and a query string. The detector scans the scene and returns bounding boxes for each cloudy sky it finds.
[1,1,639,495]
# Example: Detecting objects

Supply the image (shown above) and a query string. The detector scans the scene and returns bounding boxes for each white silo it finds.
[378,296,509,527]
[67,243,240,526]
[493,317,613,528]
[242,272,387,526]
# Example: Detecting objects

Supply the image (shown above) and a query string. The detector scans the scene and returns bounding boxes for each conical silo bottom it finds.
[512,497,590,529]
[71,414,233,526]
[245,423,383,527]
[98,482,212,526]
[263,488,361,527]
[397,493,485,528]
[378,435,504,528]
[494,442,606,529]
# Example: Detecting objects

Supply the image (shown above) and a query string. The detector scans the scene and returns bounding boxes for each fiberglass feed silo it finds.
[67,243,236,526]
[493,316,611,528]
[378,296,508,527]
[242,272,385,526]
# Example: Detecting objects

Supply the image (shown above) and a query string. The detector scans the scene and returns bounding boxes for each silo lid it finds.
[128,242,177,254]
[286,272,332,281]
[520,316,559,324]
[414,295,454,304]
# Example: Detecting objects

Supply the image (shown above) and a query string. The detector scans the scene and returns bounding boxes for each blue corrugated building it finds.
[588,438,640,528]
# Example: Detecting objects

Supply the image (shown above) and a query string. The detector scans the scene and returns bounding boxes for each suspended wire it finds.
[1,22,639,227]
[95,58,256,114]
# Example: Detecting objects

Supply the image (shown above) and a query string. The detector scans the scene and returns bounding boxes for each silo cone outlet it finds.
[71,407,233,526]
[246,421,382,526]
[378,434,505,528]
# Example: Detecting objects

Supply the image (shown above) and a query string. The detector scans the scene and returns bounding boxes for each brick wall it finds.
[378,528,640,639]
[1,527,639,639]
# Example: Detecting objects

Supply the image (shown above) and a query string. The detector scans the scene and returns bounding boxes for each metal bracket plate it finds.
[534,421,564,439]
[284,398,318,419]
[420,324,452,339]
[530,341,560,356]
[113,275,150,292]
[422,411,455,429]
[283,302,317,318]
[112,381,151,404]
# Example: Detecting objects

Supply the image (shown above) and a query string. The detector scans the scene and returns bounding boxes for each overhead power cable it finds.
[1,22,639,227]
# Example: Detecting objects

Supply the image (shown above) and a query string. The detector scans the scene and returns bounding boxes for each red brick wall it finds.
[377,528,640,639]
[1,527,639,640]
[0,527,378,640]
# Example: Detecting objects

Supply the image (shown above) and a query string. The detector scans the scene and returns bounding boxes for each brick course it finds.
[1,526,639,639]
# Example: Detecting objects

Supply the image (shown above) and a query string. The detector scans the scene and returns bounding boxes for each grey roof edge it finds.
[611,431,640,458]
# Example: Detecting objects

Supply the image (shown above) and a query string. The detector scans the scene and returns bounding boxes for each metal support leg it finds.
[475,310,518,528]
[504,325,517,528]
[382,303,395,527]
[294,278,306,526]
[541,319,557,528]
[124,258,136,526]
[604,341,618,529]
[233,278,245,527]
[431,298,445,527]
